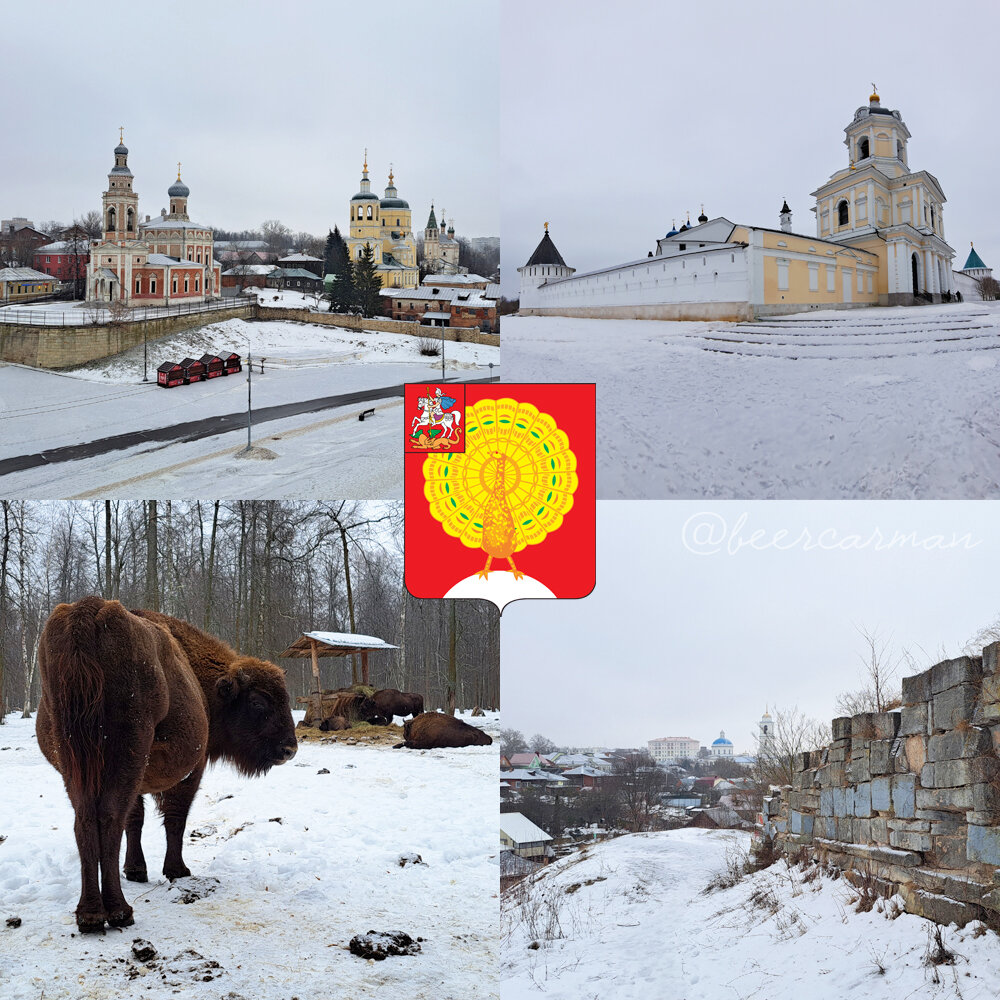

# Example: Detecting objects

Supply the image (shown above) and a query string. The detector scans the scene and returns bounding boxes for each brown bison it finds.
[373,688,424,721]
[318,715,350,732]
[394,712,493,749]
[36,597,296,933]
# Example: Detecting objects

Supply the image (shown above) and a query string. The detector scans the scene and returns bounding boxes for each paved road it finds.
[0,375,493,477]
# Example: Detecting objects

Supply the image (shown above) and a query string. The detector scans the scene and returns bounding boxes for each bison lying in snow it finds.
[36,597,297,933]
[394,712,493,749]
[328,690,388,726]
[373,688,424,721]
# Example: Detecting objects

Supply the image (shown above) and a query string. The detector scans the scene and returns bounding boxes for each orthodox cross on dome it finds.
[544,221,549,232]
[119,125,125,143]
[177,161,182,180]
[363,147,368,173]
[389,162,394,184]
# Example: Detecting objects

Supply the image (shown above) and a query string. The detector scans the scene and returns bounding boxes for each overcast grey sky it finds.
[501,501,1000,753]
[1,0,498,239]
[500,0,1000,296]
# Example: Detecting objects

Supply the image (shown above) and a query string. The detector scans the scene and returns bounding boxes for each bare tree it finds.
[835,625,904,716]
[610,751,666,832]
[753,705,830,793]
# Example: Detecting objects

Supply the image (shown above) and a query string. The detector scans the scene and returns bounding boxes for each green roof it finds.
[963,245,988,271]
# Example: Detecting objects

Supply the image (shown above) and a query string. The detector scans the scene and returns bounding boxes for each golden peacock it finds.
[423,397,578,579]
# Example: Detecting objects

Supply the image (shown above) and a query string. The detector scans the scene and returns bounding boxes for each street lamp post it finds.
[245,345,253,453]
[440,323,445,382]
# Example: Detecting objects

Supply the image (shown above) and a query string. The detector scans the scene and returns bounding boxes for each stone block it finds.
[831,717,852,740]
[930,833,969,869]
[927,728,992,762]
[887,818,930,833]
[898,702,929,737]
[854,782,872,817]
[870,776,891,812]
[916,808,965,822]
[813,816,831,840]
[933,757,996,788]
[820,788,833,816]
[901,668,932,706]
[870,816,888,844]
[832,786,848,818]
[774,818,787,834]
[892,774,916,818]
[913,868,990,904]
[930,818,964,836]
[890,828,931,851]
[973,781,1000,819]
[916,786,973,812]
[826,762,846,786]
[853,818,872,843]
[795,751,812,772]
[983,642,1000,675]
[851,712,899,741]
[869,740,892,776]
[836,817,853,842]
[931,656,983,694]
[968,824,1000,865]
[849,752,871,784]
[904,736,927,773]
[921,763,935,787]
[901,885,982,927]
[827,745,847,763]
[931,684,977,733]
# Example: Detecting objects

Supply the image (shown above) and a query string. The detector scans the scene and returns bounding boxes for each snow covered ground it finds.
[0,710,499,1000]
[503,303,1000,498]
[0,318,498,498]
[501,828,1000,999]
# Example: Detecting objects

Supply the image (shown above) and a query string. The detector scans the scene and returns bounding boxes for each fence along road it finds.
[0,297,251,326]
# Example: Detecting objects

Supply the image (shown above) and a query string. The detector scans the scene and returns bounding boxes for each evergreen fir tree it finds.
[353,242,384,318]
[327,233,356,314]
[323,229,336,275]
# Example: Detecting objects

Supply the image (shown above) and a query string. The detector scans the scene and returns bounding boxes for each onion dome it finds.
[697,204,708,224]
[711,731,733,747]
[353,150,380,202]
[380,168,409,210]
[115,142,128,156]
[665,220,679,238]
[168,164,189,198]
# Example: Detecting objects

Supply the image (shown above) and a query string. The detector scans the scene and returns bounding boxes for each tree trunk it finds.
[104,500,112,596]
[447,599,457,716]
[144,500,159,612]
[340,526,358,684]
[204,500,219,631]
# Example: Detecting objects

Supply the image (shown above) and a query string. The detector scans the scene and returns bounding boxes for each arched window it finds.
[931,205,936,229]
[107,207,116,231]
[151,276,156,294]
[127,208,134,232]
[837,200,849,227]
[858,137,870,159]
[367,205,373,219]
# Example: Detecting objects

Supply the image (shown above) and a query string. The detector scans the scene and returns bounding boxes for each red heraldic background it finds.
[404,382,595,600]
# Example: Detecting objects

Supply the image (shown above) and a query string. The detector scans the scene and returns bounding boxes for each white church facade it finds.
[520,91,956,321]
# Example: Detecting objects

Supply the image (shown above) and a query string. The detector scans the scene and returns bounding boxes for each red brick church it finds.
[87,131,222,306]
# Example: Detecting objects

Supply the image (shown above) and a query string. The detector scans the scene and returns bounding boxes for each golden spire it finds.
[363,147,368,172]
[118,125,124,144]
[544,221,549,232]
[389,163,394,185]
[177,161,182,180]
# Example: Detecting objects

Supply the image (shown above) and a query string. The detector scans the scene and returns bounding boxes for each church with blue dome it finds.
[709,731,734,758]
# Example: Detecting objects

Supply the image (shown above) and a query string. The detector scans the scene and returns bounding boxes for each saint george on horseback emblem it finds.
[404,383,466,453]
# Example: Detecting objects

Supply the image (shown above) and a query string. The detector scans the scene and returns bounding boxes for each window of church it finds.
[859,137,870,159]
[151,277,156,294]
[837,201,849,227]
[808,264,819,292]
[195,277,200,291]
[172,279,178,293]
[184,277,189,293]
[135,278,141,294]
[777,260,789,291]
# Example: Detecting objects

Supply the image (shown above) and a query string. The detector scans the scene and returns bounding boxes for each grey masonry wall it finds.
[762,642,1000,927]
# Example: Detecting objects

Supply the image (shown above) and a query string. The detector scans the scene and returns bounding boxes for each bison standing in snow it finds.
[373,688,424,721]
[36,597,297,933]
[394,712,493,749]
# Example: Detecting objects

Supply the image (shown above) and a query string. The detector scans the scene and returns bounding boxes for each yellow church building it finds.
[345,154,419,289]
[520,90,956,320]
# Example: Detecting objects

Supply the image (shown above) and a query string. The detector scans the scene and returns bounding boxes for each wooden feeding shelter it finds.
[278,630,398,719]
